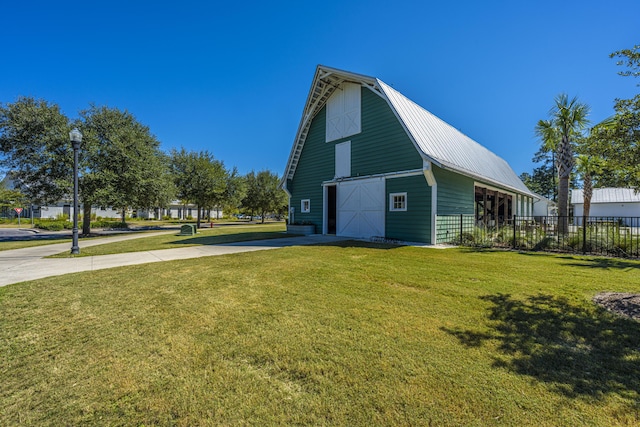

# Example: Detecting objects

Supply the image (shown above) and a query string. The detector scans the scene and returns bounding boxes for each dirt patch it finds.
[593,293,640,321]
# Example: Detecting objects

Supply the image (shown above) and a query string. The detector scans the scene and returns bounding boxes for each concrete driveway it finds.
[0,233,348,287]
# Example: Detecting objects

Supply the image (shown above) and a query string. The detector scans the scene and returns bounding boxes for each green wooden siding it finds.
[433,166,475,215]
[288,107,331,229]
[433,166,474,243]
[385,175,431,243]
[350,89,423,175]
[289,87,422,232]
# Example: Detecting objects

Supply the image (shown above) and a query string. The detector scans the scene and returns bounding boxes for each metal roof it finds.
[283,65,533,196]
[377,80,533,195]
[571,188,640,204]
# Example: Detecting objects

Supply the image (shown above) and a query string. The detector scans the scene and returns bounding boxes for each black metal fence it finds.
[436,215,640,258]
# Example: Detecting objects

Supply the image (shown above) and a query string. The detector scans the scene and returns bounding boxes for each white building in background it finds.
[1,173,224,221]
[571,188,640,225]
[35,204,120,220]
[137,202,222,220]
[532,193,557,219]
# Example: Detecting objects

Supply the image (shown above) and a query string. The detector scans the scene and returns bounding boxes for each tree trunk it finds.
[196,204,201,228]
[82,203,92,235]
[583,172,592,220]
[556,135,574,234]
[551,152,557,201]
[121,208,126,224]
[557,175,570,233]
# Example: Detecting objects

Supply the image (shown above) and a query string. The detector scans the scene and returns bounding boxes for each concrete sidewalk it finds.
[0,234,349,287]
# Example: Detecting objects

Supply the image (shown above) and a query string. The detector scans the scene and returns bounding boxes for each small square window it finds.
[301,199,310,213]
[389,192,407,212]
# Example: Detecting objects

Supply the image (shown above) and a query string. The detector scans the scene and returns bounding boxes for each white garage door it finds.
[337,177,385,239]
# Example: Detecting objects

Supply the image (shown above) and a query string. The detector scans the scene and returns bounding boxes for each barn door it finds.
[336,178,385,239]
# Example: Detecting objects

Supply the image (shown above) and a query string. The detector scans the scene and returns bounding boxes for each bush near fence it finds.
[436,215,640,259]
[33,219,129,231]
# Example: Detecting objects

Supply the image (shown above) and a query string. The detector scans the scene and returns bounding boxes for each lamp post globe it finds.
[69,128,82,255]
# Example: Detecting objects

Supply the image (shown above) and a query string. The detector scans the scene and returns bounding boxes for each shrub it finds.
[492,226,514,246]
[34,220,69,231]
[533,236,557,251]
[90,220,128,229]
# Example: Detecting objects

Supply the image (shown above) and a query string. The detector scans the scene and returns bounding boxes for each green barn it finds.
[282,66,535,244]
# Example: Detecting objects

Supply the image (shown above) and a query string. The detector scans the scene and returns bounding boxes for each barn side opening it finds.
[475,186,512,227]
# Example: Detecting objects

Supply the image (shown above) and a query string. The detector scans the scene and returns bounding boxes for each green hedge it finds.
[90,220,128,229]
[34,220,71,231]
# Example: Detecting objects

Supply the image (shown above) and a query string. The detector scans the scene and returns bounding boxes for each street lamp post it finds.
[69,128,82,255]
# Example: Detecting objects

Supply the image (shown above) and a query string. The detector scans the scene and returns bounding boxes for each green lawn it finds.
[1,244,640,425]
[0,237,71,251]
[48,223,289,257]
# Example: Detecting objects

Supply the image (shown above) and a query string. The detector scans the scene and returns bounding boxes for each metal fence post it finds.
[513,214,517,249]
[459,214,463,246]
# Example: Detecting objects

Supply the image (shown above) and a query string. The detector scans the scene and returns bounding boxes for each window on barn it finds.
[389,193,407,212]
[301,199,310,213]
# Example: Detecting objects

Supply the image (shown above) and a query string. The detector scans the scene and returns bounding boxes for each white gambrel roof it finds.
[283,65,534,196]
[571,188,640,204]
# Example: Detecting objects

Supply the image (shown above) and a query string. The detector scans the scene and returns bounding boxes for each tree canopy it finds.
[78,105,175,226]
[0,187,27,211]
[170,148,229,228]
[242,170,287,223]
[0,97,73,205]
[583,45,640,189]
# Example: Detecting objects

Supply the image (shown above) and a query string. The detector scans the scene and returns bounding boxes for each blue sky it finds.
[1,1,638,178]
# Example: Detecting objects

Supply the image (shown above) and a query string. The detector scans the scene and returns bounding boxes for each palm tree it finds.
[574,118,616,223]
[538,94,590,233]
[575,154,596,219]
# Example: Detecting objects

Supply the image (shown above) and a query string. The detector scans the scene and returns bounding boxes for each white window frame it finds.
[301,199,311,213]
[389,192,407,212]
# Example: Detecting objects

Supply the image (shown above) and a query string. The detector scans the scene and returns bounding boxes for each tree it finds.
[536,94,590,233]
[0,187,27,212]
[533,120,559,198]
[0,97,73,205]
[242,170,287,223]
[591,97,640,188]
[218,166,246,215]
[519,148,556,201]
[610,45,640,80]
[583,45,640,189]
[78,105,173,229]
[170,148,228,228]
[574,154,600,219]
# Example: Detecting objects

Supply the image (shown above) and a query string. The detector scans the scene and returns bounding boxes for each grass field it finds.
[0,237,71,251]
[1,243,639,425]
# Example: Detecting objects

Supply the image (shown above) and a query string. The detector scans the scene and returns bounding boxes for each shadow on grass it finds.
[509,250,640,270]
[168,233,405,251]
[165,232,293,246]
[444,293,640,401]
[457,247,511,254]
[562,257,640,271]
[313,240,403,250]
